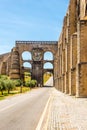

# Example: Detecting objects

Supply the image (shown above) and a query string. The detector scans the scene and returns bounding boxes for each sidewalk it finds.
[42,88,87,130]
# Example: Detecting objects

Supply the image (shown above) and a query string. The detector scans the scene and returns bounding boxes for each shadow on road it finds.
[43,85,53,87]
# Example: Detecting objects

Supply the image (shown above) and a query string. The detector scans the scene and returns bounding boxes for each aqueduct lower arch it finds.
[0,41,58,86]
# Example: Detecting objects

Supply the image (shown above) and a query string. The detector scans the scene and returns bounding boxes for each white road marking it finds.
[0,103,17,112]
[36,95,51,130]
[0,93,32,112]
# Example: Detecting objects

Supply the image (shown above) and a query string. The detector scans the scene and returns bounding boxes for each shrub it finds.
[25,80,37,88]
[0,75,8,80]
[31,80,37,87]
[14,79,22,87]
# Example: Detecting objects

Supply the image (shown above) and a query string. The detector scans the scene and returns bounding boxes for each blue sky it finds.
[0,0,69,54]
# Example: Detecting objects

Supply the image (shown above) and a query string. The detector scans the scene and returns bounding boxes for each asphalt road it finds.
[0,87,52,130]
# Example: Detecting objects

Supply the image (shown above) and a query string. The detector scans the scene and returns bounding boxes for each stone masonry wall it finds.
[57,0,87,97]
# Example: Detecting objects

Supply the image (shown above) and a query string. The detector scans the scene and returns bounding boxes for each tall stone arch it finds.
[9,41,58,86]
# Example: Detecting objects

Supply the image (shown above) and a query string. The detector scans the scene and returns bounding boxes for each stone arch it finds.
[43,62,53,69]
[9,41,57,86]
[22,62,32,82]
[23,62,32,68]
[43,71,53,87]
[43,62,54,86]
[44,51,54,60]
[22,51,32,60]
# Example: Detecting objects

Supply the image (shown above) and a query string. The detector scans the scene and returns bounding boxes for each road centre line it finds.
[36,95,51,130]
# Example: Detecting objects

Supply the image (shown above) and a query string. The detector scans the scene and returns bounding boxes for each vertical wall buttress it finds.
[10,47,20,79]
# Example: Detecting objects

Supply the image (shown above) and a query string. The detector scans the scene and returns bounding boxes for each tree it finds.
[14,79,22,87]
[5,80,15,94]
[25,80,37,88]
[0,79,6,95]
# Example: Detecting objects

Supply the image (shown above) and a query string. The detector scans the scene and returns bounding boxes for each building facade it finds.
[55,0,87,97]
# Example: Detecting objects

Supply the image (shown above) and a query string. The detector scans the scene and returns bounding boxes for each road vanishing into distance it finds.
[0,87,52,130]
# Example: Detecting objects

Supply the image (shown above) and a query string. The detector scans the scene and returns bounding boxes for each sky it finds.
[0,0,69,54]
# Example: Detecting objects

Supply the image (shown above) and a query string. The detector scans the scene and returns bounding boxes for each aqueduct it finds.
[1,0,87,97]
[0,41,58,86]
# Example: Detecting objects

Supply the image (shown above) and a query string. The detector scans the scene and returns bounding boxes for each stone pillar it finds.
[65,43,69,94]
[32,61,43,86]
[76,20,87,97]
[62,49,66,92]
[71,69,76,95]
[1,62,7,75]
[69,33,77,95]
[65,72,69,94]
[66,0,77,95]
[62,75,65,93]
[0,54,11,76]
[6,57,11,76]
[10,47,20,79]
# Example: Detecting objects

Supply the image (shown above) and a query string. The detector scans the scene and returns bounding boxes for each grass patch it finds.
[0,95,5,100]
[0,86,31,101]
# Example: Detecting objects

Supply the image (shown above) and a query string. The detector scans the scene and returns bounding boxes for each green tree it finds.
[0,79,6,95]
[5,80,15,94]
[25,80,37,88]
[14,79,22,87]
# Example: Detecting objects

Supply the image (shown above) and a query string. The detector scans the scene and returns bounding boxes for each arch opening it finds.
[23,62,32,83]
[44,62,53,69]
[44,51,53,61]
[43,72,53,87]
[22,51,32,60]
[23,62,32,68]
[43,62,54,87]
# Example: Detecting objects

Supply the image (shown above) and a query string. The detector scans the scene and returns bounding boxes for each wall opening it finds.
[23,62,31,68]
[44,51,53,60]
[22,51,32,60]
[23,62,32,82]
[43,62,53,87]
[44,62,53,69]
[43,72,53,87]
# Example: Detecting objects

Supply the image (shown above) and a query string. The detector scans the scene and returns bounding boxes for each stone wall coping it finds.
[16,41,58,45]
